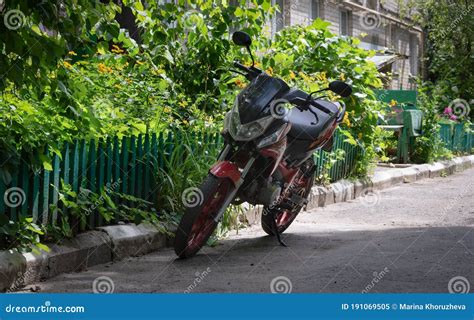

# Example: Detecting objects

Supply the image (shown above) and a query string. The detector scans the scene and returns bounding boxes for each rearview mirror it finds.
[328,81,352,98]
[232,31,252,47]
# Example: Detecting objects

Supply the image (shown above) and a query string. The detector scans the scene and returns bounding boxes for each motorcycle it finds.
[174,31,352,258]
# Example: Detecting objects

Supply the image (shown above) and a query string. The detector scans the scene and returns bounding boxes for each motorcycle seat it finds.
[287,100,339,140]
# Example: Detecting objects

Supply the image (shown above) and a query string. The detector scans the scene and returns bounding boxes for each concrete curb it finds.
[1,155,472,292]
[0,224,170,292]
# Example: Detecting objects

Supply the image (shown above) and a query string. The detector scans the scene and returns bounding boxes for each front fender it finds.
[209,161,241,187]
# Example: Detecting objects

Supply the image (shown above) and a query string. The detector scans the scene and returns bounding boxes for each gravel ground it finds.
[25,168,474,293]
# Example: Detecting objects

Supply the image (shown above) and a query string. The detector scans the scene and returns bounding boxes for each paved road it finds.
[28,168,474,293]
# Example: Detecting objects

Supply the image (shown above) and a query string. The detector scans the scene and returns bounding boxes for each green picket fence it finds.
[0,131,223,230]
[439,123,473,153]
[314,129,359,182]
[1,129,359,229]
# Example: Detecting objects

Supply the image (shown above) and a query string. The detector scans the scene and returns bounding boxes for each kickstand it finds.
[271,213,287,247]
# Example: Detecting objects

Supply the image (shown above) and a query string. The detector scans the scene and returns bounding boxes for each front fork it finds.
[211,144,255,222]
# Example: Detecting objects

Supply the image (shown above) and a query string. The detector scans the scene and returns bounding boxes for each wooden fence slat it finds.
[71,141,80,193]
[9,174,18,221]
[97,139,105,226]
[129,136,137,199]
[20,158,29,217]
[79,139,87,189]
[62,143,70,186]
[112,136,121,212]
[31,153,40,223]
[51,153,60,224]
[41,150,50,226]
[59,142,72,222]
[143,134,151,201]
[151,133,158,205]
[137,134,144,199]
[120,136,129,195]
[106,138,113,186]
[59,142,71,222]
[88,139,97,228]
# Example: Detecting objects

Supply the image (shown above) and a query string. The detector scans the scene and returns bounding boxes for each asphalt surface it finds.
[26,168,474,293]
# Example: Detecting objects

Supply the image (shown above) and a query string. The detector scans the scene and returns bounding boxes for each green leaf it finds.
[312,18,331,30]
[234,7,244,17]
[38,154,53,171]
[36,243,50,252]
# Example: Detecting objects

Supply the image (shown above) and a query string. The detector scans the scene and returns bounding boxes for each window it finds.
[366,0,378,10]
[272,0,284,35]
[340,10,352,36]
[311,0,320,20]
[409,34,419,76]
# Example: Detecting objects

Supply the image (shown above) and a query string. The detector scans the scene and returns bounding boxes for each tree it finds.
[0,0,120,95]
[403,0,473,119]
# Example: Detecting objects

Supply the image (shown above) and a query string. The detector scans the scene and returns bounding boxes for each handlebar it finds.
[233,61,262,80]
[233,61,250,72]
[233,61,346,121]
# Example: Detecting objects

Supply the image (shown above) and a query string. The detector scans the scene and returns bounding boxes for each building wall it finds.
[271,0,422,90]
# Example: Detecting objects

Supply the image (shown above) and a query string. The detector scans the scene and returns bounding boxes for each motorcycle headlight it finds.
[257,124,288,148]
[224,97,275,141]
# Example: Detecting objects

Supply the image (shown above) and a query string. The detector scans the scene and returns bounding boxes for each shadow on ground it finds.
[34,225,473,293]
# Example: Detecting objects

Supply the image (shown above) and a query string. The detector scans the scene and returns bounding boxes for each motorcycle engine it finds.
[240,176,282,206]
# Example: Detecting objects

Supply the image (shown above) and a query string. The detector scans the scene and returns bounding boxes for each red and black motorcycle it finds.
[174,31,352,258]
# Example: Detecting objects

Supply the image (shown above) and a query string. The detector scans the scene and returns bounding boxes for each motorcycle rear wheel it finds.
[174,174,233,259]
[261,168,314,236]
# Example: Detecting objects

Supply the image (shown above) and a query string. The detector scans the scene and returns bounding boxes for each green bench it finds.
[374,90,422,163]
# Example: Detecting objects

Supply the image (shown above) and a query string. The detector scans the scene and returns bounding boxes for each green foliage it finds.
[415,83,454,162]
[0,0,121,94]
[45,181,175,243]
[411,81,453,163]
[0,215,48,253]
[124,0,274,114]
[315,149,346,186]
[402,0,473,120]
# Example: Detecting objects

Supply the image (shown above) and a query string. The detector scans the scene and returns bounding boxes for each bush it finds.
[412,81,453,163]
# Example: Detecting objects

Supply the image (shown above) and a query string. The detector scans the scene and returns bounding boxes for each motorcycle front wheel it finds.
[174,174,234,259]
